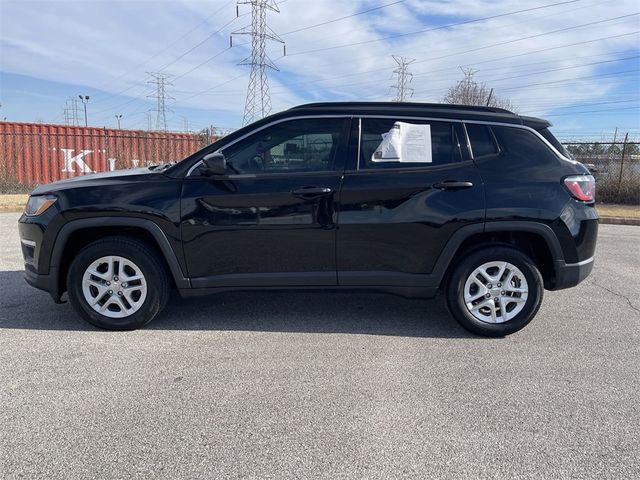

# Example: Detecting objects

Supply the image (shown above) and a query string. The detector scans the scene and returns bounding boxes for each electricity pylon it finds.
[391,55,415,102]
[232,0,285,125]
[147,72,174,131]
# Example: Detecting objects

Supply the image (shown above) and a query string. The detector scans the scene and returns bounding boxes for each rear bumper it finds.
[551,257,594,290]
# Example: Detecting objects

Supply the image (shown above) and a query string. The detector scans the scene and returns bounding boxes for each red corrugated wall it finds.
[0,122,212,185]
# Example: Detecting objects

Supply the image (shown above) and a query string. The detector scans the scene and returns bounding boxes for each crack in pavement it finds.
[588,280,640,314]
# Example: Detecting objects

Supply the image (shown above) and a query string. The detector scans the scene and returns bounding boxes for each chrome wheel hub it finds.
[463,261,528,324]
[82,256,147,319]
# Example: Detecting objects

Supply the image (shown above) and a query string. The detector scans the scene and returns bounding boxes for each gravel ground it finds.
[1,212,638,479]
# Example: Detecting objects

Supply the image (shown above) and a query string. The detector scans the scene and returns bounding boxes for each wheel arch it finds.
[435,221,565,290]
[52,217,190,296]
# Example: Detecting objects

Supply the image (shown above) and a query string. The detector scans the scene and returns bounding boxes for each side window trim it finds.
[186,114,576,177]
[356,117,362,171]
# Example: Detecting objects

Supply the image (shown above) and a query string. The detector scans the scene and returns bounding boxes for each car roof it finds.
[286,101,550,127]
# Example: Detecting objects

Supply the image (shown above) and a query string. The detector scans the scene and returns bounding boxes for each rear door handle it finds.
[432,181,474,190]
[291,186,334,198]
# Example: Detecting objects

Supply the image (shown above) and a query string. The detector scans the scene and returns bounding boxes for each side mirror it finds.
[201,152,227,176]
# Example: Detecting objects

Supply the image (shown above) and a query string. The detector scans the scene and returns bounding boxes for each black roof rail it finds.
[288,101,515,115]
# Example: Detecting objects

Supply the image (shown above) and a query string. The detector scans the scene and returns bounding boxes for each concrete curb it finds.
[599,217,640,226]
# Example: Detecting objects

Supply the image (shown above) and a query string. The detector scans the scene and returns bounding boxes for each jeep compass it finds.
[18,102,598,336]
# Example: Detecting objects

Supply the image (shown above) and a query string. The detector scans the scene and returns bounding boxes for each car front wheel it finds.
[446,246,544,337]
[67,236,171,330]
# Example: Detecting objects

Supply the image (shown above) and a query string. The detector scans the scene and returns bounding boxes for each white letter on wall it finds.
[61,149,94,173]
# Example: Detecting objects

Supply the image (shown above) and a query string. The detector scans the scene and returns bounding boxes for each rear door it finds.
[181,116,350,288]
[337,116,485,287]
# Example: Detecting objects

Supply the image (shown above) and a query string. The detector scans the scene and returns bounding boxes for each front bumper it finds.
[19,211,65,303]
[24,267,64,303]
[551,257,594,290]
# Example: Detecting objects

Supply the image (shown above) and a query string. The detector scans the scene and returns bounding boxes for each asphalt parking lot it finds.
[1,211,638,479]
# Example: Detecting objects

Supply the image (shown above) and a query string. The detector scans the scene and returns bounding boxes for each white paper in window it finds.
[371,122,432,163]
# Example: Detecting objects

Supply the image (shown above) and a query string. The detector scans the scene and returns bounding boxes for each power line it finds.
[481,55,640,84]
[516,98,640,110]
[276,0,611,75]
[409,13,640,68]
[285,0,583,56]
[173,47,232,81]
[177,26,639,101]
[496,68,640,92]
[158,14,246,73]
[178,48,639,100]
[266,9,637,94]
[544,106,640,116]
[280,0,406,36]
[411,68,639,99]
[90,1,236,105]
[232,0,285,125]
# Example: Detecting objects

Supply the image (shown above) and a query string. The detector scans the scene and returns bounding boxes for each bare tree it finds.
[443,68,517,112]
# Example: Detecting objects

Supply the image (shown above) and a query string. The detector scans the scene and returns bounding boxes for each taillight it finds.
[563,175,595,202]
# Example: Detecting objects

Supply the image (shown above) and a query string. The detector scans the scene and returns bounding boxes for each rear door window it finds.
[359,118,463,169]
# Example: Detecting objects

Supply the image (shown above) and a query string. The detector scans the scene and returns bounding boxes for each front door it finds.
[181,117,350,288]
[337,117,485,287]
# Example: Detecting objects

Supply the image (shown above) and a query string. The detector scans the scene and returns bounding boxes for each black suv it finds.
[18,102,598,336]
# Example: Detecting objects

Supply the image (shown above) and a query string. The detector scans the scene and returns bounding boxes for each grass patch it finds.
[0,194,28,212]
[597,204,640,219]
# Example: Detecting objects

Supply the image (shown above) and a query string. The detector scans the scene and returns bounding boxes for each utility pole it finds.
[147,72,173,131]
[617,132,629,195]
[146,111,153,131]
[115,114,123,129]
[78,95,90,126]
[232,0,285,126]
[391,55,415,102]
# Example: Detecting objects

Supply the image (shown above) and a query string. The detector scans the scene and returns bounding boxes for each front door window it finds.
[222,118,346,174]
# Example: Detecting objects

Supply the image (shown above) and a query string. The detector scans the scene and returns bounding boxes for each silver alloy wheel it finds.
[463,261,529,324]
[81,255,147,319]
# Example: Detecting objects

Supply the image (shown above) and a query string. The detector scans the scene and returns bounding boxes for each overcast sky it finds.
[0,0,638,139]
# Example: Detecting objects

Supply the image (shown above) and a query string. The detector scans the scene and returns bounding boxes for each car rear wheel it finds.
[67,236,171,330]
[446,246,544,337]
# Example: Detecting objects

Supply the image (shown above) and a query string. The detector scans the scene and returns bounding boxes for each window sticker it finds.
[371,122,432,163]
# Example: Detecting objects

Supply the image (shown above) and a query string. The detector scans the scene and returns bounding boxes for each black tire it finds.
[67,236,171,330]
[445,246,544,337]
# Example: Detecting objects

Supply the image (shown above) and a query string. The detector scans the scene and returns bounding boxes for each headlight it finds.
[24,195,57,216]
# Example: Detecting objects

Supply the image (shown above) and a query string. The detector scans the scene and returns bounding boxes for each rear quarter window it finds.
[490,126,559,163]
[537,127,571,158]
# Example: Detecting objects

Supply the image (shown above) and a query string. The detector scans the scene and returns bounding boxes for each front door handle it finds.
[291,186,334,198]
[433,181,474,190]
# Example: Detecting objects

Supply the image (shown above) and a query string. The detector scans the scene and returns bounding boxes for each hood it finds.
[30,167,162,195]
